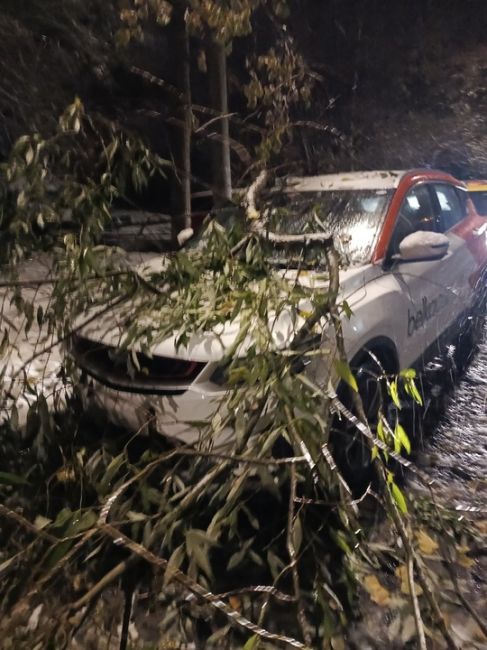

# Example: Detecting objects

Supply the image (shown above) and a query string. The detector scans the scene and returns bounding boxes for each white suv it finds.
[71,170,487,443]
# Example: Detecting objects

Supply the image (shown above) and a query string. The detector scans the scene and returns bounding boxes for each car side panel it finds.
[341,234,481,372]
[341,270,425,370]
[390,233,477,355]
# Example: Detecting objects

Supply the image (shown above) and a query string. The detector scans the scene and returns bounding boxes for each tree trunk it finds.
[207,40,232,207]
[168,3,192,243]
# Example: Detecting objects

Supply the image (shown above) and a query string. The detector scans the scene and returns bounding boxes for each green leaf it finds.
[404,377,423,406]
[389,380,401,409]
[334,359,358,392]
[186,529,215,580]
[98,453,125,494]
[292,515,303,553]
[394,422,411,455]
[52,508,74,530]
[227,538,254,571]
[0,471,29,486]
[267,550,285,579]
[341,301,353,319]
[0,555,17,575]
[68,509,98,535]
[243,635,259,650]
[127,511,146,522]
[391,482,408,514]
[0,328,8,356]
[242,505,260,531]
[34,515,52,530]
[399,368,416,379]
[377,417,385,442]
[45,540,73,569]
[334,530,352,555]
[192,544,213,580]
[163,543,185,587]
[9,404,18,430]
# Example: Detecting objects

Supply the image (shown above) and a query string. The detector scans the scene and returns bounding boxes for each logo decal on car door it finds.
[408,294,448,336]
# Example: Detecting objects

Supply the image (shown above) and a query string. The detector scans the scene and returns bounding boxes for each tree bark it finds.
[168,3,192,242]
[207,39,232,207]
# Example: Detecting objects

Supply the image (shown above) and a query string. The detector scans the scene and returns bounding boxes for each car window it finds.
[469,189,487,217]
[389,184,437,255]
[433,184,466,231]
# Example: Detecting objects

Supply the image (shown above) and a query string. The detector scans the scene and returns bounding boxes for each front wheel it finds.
[331,356,391,493]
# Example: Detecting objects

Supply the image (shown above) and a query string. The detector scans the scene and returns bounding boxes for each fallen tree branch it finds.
[286,464,312,647]
[245,169,269,221]
[98,523,310,650]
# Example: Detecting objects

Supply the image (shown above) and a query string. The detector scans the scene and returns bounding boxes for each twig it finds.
[187,585,295,604]
[70,561,130,612]
[286,464,312,647]
[119,582,134,650]
[99,523,310,650]
[261,231,333,245]
[0,270,131,289]
[407,552,427,650]
[129,66,183,103]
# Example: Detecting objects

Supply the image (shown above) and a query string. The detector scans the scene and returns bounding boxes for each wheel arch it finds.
[349,336,400,374]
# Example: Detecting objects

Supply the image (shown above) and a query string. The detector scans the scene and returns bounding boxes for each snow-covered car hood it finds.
[77,256,377,364]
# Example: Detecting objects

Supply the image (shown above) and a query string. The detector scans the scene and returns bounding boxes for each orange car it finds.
[467,180,487,217]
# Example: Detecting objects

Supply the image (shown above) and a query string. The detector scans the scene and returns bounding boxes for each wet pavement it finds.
[351,326,487,649]
[412,325,487,512]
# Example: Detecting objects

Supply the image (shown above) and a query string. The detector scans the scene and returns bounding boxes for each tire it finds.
[331,354,391,493]
[457,297,486,369]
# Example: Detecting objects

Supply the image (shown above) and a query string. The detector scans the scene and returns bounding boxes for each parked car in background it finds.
[466,180,487,217]
[100,210,173,252]
[70,170,487,446]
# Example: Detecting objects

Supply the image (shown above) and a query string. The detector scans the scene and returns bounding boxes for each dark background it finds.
[1,0,486,209]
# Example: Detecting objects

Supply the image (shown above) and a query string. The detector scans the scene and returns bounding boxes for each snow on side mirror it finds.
[398,230,449,262]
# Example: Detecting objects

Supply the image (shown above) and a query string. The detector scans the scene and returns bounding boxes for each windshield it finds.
[469,190,487,217]
[185,189,392,267]
[265,189,392,266]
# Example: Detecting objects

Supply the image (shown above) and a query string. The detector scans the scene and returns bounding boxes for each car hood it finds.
[78,258,377,364]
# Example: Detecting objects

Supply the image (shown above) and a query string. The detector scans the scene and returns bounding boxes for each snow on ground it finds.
[1,252,162,426]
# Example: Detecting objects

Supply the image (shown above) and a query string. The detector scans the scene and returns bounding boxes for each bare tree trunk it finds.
[168,3,192,243]
[207,39,232,207]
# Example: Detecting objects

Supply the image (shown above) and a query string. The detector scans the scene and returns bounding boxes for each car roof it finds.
[284,171,406,192]
[466,180,487,191]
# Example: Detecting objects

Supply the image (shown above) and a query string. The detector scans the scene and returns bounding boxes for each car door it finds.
[430,182,476,313]
[386,182,460,366]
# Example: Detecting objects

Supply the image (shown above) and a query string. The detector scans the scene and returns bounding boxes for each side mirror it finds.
[398,230,449,262]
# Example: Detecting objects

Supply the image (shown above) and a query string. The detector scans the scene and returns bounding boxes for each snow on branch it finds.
[244,169,334,246]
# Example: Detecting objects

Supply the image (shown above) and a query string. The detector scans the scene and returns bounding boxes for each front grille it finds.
[71,335,205,394]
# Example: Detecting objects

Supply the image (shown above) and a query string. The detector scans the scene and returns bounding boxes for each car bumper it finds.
[82,377,234,447]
